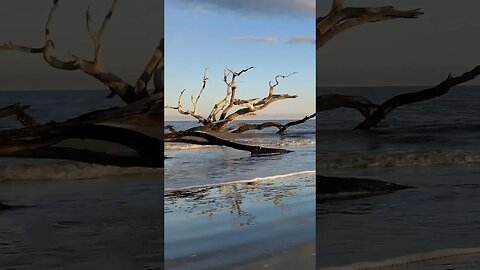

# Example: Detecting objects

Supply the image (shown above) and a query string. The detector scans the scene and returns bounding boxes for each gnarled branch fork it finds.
[1,0,163,104]
[166,67,299,132]
[0,1,167,167]
[317,0,423,49]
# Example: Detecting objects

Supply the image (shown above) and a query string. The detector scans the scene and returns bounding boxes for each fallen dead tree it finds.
[316,0,479,195]
[164,67,316,155]
[1,0,314,164]
[0,0,166,167]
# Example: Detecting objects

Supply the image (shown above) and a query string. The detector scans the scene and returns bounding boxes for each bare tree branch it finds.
[317,1,423,49]
[137,39,164,95]
[0,42,44,53]
[219,66,254,120]
[191,68,208,114]
[168,68,298,132]
[277,113,316,133]
[225,113,316,134]
[166,131,291,156]
[0,104,38,127]
[0,0,164,104]
[164,125,178,134]
[331,0,344,12]
[227,122,284,133]
[317,94,379,118]
[85,0,118,66]
[356,65,480,129]
[166,89,208,124]
[207,72,298,131]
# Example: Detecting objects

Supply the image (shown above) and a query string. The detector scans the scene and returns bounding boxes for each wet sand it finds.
[317,165,480,269]
[232,241,315,270]
[165,174,315,270]
[320,248,480,270]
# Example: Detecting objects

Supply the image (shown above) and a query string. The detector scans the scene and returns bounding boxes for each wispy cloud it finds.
[172,0,315,17]
[234,35,315,44]
[287,36,315,44]
[234,36,279,43]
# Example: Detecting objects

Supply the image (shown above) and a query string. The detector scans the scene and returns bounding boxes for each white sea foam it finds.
[0,162,162,182]
[320,247,480,270]
[164,170,315,192]
[317,150,480,169]
[165,139,315,150]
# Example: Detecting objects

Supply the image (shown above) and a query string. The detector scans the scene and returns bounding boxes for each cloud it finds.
[173,0,315,17]
[234,36,315,44]
[287,36,315,44]
[234,36,279,43]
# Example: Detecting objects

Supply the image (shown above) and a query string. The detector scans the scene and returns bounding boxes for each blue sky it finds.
[165,0,315,120]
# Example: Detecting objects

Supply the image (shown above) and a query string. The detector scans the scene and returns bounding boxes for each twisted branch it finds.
[317,1,423,49]
[1,0,161,104]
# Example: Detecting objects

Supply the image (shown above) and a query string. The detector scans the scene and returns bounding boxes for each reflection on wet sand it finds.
[166,178,301,226]
[164,174,315,270]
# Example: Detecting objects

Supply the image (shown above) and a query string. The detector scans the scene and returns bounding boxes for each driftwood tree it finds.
[164,67,316,154]
[0,0,165,167]
[317,0,480,129]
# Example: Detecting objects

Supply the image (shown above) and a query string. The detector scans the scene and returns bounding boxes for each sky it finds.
[2,0,477,112]
[0,0,163,92]
[165,0,316,120]
[317,0,480,87]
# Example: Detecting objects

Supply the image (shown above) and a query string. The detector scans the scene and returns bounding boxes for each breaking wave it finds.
[317,150,480,169]
[320,247,480,270]
[0,162,161,182]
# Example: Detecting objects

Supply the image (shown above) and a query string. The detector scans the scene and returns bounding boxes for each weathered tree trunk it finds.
[0,0,167,167]
[0,94,164,167]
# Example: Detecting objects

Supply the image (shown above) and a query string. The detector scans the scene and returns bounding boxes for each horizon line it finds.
[2,84,479,91]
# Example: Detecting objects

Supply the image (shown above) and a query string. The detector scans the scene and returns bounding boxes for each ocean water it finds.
[165,119,315,190]
[0,175,163,270]
[164,118,316,269]
[0,90,123,128]
[165,173,315,270]
[0,91,163,269]
[1,90,316,268]
[317,86,480,269]
[0,90,124,170]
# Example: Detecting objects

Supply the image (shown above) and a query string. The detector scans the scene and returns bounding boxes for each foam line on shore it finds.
[165,139,315,150]
[165,170,315,192]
